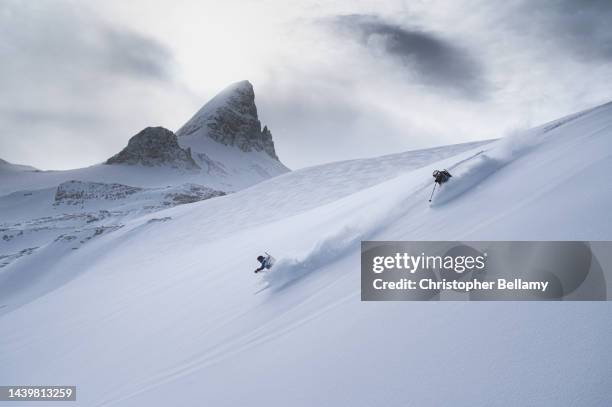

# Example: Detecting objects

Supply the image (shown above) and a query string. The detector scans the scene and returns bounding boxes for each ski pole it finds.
[428,183,437,202]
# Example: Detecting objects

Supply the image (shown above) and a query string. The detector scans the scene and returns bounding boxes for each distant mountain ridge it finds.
[0,80,289,196]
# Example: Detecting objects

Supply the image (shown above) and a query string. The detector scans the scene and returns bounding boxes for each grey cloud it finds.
[332,14,486,98]
[103,27,173,80]
[0,1,179,169]
[0,108,104,128]
[0,2,173,84]
[255,71,439,169]
[511,0,612,61]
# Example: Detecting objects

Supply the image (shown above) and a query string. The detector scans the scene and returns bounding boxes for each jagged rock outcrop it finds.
[163,183,226,205]
[53,180,225,208]
[176,80,280,160]
[260,126,277,160]
[54,180,143,206]
[106,127,200,169]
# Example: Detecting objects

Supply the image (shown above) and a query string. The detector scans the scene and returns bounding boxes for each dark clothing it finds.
[254,261,266,273]
[433,169,452,184]
[254,255,272,273]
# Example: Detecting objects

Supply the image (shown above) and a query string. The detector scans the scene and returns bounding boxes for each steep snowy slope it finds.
[1,102,611,407]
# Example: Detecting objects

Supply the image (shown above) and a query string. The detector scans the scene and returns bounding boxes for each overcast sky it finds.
[1,0,611,170]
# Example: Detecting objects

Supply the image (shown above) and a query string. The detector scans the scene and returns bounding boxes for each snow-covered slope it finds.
[0,180,225,274]
[1,102,611,406]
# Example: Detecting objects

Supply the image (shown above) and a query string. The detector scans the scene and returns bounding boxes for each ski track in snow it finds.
[260,133,536,290]
[429,103,607,207]
[260,104,608,291]
[431,126,548,205]
[99,288,359,407]
[261,226,365,290]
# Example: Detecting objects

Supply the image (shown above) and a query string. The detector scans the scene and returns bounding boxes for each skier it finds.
[254,253,275,273]
[429,169,452,202]
[433,169,452,184]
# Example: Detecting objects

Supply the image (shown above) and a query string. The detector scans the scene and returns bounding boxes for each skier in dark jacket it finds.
[254,254,275,273]
[429,169,452,202]
[433,169,452,184]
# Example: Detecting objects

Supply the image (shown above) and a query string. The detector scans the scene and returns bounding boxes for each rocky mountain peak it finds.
[106,127,199,169]
[176,80,280,160]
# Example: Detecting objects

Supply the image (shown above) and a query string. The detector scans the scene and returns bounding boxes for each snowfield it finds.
[1,102,612,406]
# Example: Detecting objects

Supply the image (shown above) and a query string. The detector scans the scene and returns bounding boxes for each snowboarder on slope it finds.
[254,253,275,273]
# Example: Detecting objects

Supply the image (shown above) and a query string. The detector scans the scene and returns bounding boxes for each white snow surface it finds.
[0,146,285,196]
[178,133,288,187]
[1,102,612,406]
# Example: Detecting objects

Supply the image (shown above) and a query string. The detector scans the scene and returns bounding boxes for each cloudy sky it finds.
[1,0,611,170]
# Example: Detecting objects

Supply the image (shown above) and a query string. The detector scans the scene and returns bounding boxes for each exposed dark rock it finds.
[106,127,200,169]
[54,180,143,206]
[163,183,226,205]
